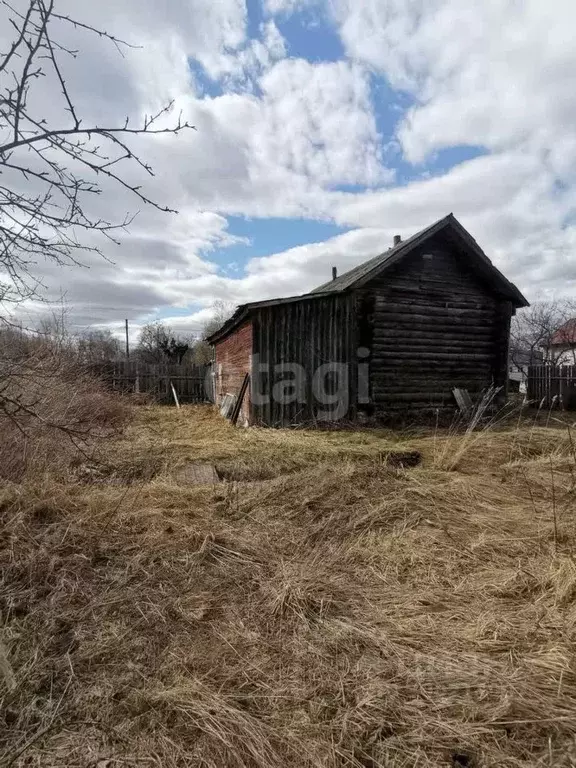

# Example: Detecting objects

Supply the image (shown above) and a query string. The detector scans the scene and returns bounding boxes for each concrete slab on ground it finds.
[175,462,220,485]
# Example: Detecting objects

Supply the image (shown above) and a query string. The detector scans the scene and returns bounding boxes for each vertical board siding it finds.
[251,294,356,426]
[527,365,576,408]
[93,360,210,402]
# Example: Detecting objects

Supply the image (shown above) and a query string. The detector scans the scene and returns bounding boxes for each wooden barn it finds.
[208,214,528,426]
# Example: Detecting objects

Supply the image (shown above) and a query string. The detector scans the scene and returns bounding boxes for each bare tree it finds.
[36,303,70,347]
[136,321,190,365]
[0,0,193,303]
[0,1,193,443]
[193,300,236,364]
[76,329,121,363]
[510,299,576,374]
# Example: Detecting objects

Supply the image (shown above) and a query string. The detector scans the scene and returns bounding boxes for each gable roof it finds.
[208,213,528,344]
[312,213,528,307]
[311,215,450,294]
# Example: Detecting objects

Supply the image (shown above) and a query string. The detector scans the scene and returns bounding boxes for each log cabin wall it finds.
[208,215,525,426]
[360,235,513,415]
[250,293,356,426]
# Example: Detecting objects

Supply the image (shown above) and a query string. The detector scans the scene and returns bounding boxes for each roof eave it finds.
[206,305,250,345]
[207,291,337,344]
[349,214,528,308]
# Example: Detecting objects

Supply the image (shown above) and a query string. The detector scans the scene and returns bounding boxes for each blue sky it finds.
[19,0,576,334]
[188,1,488,292]
[223,217,345,265]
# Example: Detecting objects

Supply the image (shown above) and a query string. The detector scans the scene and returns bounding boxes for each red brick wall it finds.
[214,320,252,426]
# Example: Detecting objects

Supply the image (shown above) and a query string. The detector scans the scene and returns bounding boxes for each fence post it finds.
[94,361,210,402]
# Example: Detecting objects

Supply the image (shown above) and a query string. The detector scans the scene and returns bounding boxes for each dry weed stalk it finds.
[1,406,576,766]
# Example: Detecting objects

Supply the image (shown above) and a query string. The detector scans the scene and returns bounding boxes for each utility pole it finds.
[125,318,130,359]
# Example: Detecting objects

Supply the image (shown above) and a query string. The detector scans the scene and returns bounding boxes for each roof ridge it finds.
[310,214,451,294]
[207,213,528,344]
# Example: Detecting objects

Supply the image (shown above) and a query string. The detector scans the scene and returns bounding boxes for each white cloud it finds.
[93,0,249,82]
[199,19,287,88]
[131,56,391,217]
[4,0,576,333]
[333,153,574,295]
[257,58,388,188]
[334,151,564,233]
[3,1,387,327]
[331,0,576,163]
[264,0,310,14]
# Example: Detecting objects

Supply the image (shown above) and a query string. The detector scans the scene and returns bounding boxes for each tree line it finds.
[30,299,233,367]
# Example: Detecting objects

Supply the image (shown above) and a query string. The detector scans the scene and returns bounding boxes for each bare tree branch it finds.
[0,0,195,302]
[510,299,576,373]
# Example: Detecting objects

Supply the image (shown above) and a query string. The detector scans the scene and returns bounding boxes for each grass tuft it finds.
[2,405,576,766]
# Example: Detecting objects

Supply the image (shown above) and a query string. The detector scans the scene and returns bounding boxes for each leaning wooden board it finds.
[230,374,250,426]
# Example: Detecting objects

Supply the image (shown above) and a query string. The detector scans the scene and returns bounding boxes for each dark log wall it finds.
[245,233,515,426]
[361,236,513,413]
[251,294,356,426]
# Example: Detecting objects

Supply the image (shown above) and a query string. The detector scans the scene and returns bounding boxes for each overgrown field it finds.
[2,405,576,767]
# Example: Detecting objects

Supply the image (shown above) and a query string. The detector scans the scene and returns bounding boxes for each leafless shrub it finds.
[0,324,130,480]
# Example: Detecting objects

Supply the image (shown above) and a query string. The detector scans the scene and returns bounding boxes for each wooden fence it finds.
[527,365,576,409]
[93,360,213,403]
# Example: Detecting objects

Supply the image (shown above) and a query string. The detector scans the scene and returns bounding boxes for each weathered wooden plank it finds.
[373,376,489,389]
[373,301,496,319]
[372,379,488,393]
[372,327,494,341]
[374,315,494,329]
[373,392,454,402]
[370,276,491,295]
[372,350,495,364]
[373,312,494,329]
[371,360,493,373]
[453,387,473,414]
[374,401,459,411]
[372,340,495,353]
[230,373,250,426]
[368,290,496,311]
[373,336,494,349]
[175,462,220,485]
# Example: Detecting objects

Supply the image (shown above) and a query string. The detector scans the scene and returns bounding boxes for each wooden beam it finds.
[230,373,250,426]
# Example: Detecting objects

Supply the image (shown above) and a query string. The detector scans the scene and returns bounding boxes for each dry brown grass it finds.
[2,405,576,767]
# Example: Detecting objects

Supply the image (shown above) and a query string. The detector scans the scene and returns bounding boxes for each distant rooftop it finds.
[550,318,576,346]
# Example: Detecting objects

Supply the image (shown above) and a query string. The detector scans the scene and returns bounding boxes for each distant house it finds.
[208,214,528,426]
[508,348,544,393]
[544,319,576,365]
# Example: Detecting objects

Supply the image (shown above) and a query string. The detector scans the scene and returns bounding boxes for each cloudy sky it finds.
[5,0,576,337]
